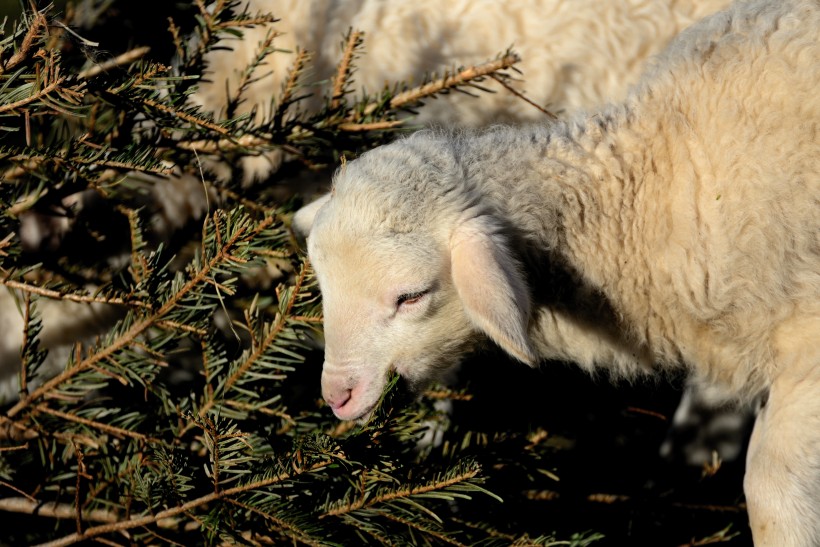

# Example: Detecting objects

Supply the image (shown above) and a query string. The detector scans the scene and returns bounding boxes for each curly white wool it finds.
[192,0,731,182]
[299,1,820,544]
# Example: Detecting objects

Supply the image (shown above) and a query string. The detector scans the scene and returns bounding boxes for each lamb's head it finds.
[298,134,536,421]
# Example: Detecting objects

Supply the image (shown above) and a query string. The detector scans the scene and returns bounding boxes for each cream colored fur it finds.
[1,1,734,403]
[299,1,820,544]
[193,0,731,182]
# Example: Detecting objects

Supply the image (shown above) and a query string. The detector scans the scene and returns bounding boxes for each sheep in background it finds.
[192,0,732,183]
[296,0,820,544]
[0,289,121,403]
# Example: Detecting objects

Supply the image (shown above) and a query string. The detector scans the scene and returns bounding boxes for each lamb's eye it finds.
[396,290,428,308]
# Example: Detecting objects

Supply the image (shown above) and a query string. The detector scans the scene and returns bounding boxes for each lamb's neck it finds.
[462,116,657,374]
[464,114,643,289]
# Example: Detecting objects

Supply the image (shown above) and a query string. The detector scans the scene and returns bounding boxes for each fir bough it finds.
[0,1,605,545]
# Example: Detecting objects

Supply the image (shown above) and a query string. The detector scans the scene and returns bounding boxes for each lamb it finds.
[193,0,732,182]
[0,1,738,407]
[295,0,820,544]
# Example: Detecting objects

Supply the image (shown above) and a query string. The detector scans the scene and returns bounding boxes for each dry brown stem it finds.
[330,30,364,110]
[336,120,404,132]
[360,53,520,117]
[78,46,151,80]
[0,75,67,114]
[322,468,480,517]
[35,404,158,443]
[1,12,46,75]
[489,74,558,120]
[0,278,148,309]
[34,460,332,547]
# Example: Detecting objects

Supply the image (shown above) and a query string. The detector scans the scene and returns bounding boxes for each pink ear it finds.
[292,193,331,242]
[450,216,536,365]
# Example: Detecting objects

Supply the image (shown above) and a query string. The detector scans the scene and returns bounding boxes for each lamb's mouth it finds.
[353,402,378,423]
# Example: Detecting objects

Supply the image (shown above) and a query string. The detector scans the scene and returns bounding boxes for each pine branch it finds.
[225,28,282,120]
[359,53,521,117]
[5,212,276,419]
[225,498,325,547]
[379,511,469,547]
[273,48,311,128]
[34,404,159,442]
[0,74,68,115]
[0,11,47,76]
[78,46,151,80]
[322,467,482,517]
[209,263,309,406]
[141,97,233,137]
[0,278,148,309]
[330,30,365,110]
[35,460,333,547]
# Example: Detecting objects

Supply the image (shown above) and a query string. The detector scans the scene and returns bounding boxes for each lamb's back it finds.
[618,0,819,391]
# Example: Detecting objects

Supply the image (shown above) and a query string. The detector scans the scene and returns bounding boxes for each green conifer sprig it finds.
[0,2,602,545]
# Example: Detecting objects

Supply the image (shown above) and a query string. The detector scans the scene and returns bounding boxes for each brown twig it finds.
[625,406,668,421]
[322,468,480,517]
[1,12,46,75]
[489,74,558,120]
[0,279,148,309]
[274,48,311,125]
[78,46,151,80]
[34,460,332,547]
[0,75,68,114]
[360,53,520,117]
[330,30,364,110]
[0,497,118,524]
[167,17,184,61]
[213,16,277,31]
[176,133,271,154]
[142,97,232,137]
[0,479,36,502]
[35,405,157,443]
[155,320,208,336]
[0,415,38,441]
[227,29,281,118]
[336,120,404,132]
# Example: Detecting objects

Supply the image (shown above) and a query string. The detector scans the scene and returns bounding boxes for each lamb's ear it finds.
[450,216,536,365]
[292,193,331,246]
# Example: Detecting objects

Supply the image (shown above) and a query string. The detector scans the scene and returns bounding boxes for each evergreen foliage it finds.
[0,1,606,544]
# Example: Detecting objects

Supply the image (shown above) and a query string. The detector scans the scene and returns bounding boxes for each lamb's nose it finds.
[323,387,352,411]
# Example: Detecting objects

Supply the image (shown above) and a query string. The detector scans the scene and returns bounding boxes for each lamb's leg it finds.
[744,363,820,546]
[659,377,756,466]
